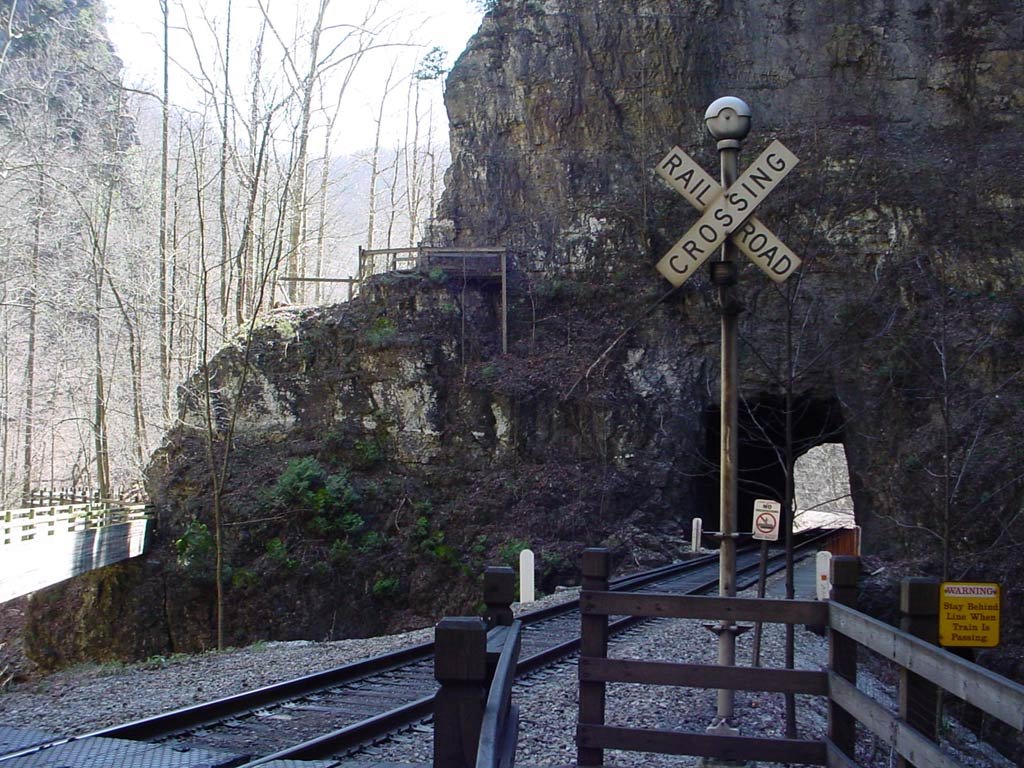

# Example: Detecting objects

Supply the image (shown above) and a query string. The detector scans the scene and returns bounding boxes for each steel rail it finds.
[232,530,832,765]
[0,528,832,765]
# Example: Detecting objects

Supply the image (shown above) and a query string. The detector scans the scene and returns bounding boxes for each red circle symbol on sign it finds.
[756,513,776,533]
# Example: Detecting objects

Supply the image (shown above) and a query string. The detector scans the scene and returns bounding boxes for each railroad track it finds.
[0,530,831,767]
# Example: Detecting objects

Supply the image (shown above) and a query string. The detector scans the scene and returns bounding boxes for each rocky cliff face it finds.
[442,0,1024,272]
[26,0,1024,692]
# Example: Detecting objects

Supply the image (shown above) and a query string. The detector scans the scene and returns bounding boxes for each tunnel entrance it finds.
[698,394,846,535]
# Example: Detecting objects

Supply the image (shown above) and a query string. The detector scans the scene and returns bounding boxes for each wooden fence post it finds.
[434,617,488,768]
[578,547,610,767]
[483,566,515,628]
[897,577,940,768]
[828,555,860,759]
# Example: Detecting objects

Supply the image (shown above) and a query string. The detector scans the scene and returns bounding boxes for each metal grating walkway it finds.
[0,727,242,767]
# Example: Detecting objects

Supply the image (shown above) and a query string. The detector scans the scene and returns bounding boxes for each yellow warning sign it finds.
[938,582,1000,648]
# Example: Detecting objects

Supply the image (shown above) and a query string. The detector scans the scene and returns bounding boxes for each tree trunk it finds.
[159,0,172,425]
[20,176,43,503]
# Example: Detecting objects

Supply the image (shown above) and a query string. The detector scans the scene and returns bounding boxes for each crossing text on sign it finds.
[656,140,799,286]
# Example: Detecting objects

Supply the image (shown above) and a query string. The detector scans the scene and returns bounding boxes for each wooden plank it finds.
[581,591,828,625]
[477,621,521,768]
[361,246,421,256]
[577,724,827,764]
[824,738,862,768]
[578,549,611,768]
[829,557,860,757]
[361,246,505,257]
[828,673,966,768]
[423,247,507,254]
[580,657,828,694]
[829,602,1024,729]
[277,276,359,284]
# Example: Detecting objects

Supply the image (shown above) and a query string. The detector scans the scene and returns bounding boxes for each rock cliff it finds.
[26,0,1024,705]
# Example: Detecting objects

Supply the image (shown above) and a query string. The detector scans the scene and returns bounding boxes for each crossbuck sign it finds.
[655,140,802,285]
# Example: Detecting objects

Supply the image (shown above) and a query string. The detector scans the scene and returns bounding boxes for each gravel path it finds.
[0,573,1013,767]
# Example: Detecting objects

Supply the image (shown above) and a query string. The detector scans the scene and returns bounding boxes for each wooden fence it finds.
[576,549,1024,767]
[359,245,509,355]
[3,500,152,546]
[358,246,506,282]
[434,567,522,768]
[26,486,148,506]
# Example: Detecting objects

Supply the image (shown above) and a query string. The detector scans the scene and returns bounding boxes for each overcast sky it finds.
[103,0,485,152]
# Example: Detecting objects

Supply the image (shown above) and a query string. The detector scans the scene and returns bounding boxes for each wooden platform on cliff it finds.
[276,245,509,352]
[358,245,506,281]
[360,245,509,354]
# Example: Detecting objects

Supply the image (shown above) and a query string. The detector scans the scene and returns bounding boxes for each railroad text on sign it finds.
[656,147,801,283]
[655,140,800,286]
[938,582,1000,648]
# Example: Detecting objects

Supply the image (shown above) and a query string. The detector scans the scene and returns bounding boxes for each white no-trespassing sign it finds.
[752,499,781,541]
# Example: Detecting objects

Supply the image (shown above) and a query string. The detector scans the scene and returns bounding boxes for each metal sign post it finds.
[706,96,748,741]
[653,97,801,753]
[751,499,782,668]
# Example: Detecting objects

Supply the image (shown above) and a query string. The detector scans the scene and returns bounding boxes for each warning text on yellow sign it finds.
[938,582,1000,648]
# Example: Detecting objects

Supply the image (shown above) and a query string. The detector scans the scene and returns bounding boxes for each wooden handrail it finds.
[2,502,153,546]
[828,673,963,768]
[580,590,828,625]
[476,621,522,768]
[829,600,1024,731]
[575,549,1023,767]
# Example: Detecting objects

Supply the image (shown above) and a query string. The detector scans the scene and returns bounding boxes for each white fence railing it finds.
[2,502,152,546]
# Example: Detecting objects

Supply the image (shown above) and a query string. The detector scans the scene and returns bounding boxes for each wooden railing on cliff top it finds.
[360,246,509,354]
[280,245,509,353]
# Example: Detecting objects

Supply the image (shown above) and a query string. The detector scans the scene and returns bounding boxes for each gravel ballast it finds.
[0,572,1013,767]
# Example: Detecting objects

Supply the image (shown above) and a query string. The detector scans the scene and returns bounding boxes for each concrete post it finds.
[815,551,833,601]
[519,549,535,603]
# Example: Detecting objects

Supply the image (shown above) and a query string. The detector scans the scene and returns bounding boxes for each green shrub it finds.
[174,520,214,570]
[271,457,324,506]
[231,567,259,589]
[271,457,362,537]
[354,437,385,467]
[498,538,530,567]
[358,531,386,554]
[329,538,351,563]
[265,537,297,570]
[372,576,400,599]
[365,316,396,346]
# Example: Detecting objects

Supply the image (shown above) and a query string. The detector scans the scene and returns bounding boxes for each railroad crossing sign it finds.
[655,141,802,285]
[751,498,781,541]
